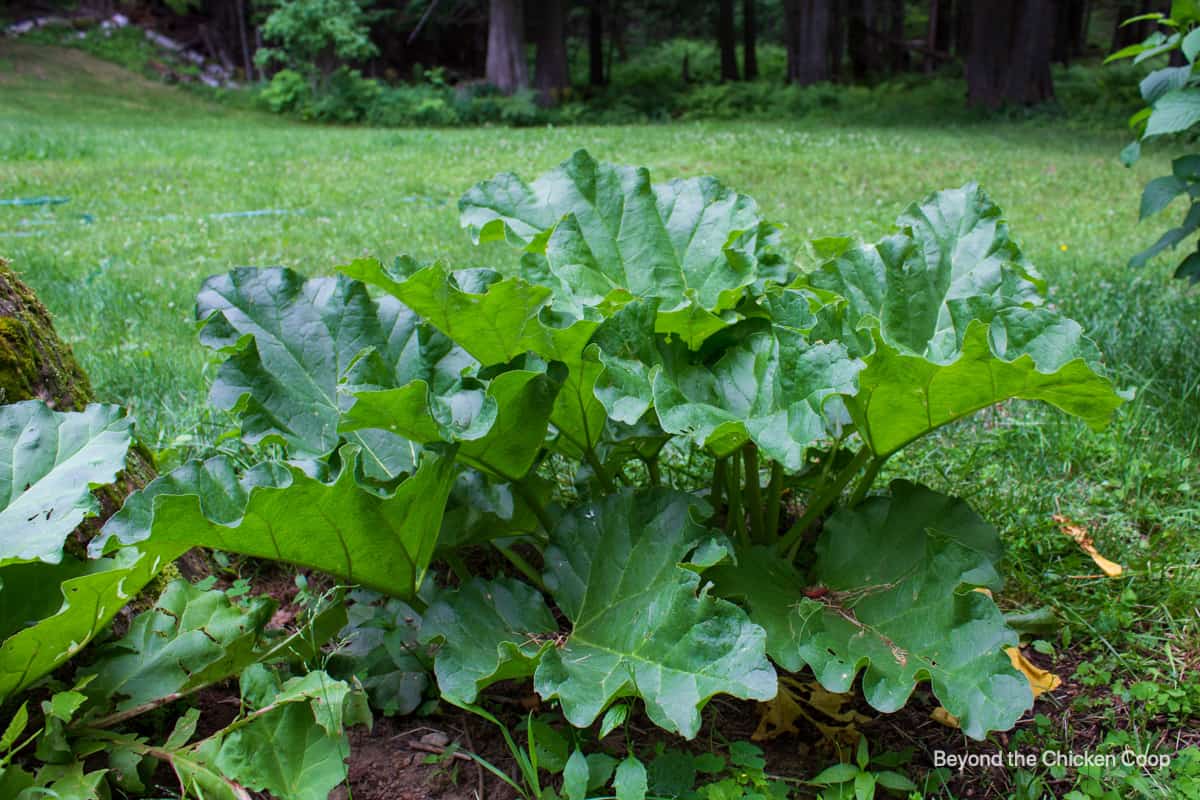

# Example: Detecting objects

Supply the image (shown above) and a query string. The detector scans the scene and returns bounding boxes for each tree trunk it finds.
[0,258,164,563]
[589,0,605,86]
[742,0,757,80]
[718,0,739,81]
[784,0,832,84]
[486,0,528,93]
[925,0,939,72]
[829,0,844,80]
[534,0,568,105]
[1112,2,1161,51]
[848,0,883,80]
[1053,0,1087,65]
[887,0,907,72]
[967,0,1056,108]
[1,260,93,410]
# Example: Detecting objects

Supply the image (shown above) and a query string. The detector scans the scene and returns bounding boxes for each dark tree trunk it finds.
[934,0,955,57]
[784,0,832,84]
[1053,0,1088,65]
[955,0,972,57]
[534,0,568,105]
[718,0,739,81]
[887,0,907,72]
[848,0,883,80]
[925,0,939,72]
[486,0,528,93]
[967,0,1056,108]
[742,0,757,80]
[1112,2,1160,51]
[589,0,605,86]
[829,0,844,80]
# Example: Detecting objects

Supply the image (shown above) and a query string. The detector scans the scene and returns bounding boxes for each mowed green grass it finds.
[3,42,1199,781]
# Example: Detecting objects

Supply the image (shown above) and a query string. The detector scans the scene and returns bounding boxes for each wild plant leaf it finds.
[80,581,276,714]
[459,149,784,328]
[0,547,169,703]
[133,447,457,597]
[436,471,551,549]
[807,184,1122,455]
[534,489,776,737]
[329,590,428,716]
[0,401,132,566]
[197,267,468,479]
[711,481,1030,740]
[420,577,558,704]
[343,259,608,454]
[208,670,362,800]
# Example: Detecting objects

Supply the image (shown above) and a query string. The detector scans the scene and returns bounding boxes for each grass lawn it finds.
[3,40,1199,797]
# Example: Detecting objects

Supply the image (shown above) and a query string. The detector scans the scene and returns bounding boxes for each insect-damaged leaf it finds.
[1,401,132,567]
[711,481,1030,740]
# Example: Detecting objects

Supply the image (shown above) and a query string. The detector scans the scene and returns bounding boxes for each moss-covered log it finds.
[0,257,161,556]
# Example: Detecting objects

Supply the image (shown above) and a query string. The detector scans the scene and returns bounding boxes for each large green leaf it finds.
[651,325,862,470]
[90,457,291,555]
[534,489,776,737]
[1,401,132,566]
[342,258,607,455]
[807,184,1122,455]
[711,481,1030,740]
[849,314,1124,456]
[197,267,471,479]
[208,668,365,800]
[422,490,775,738]
[133,447,457,597]
[459,149,785,325]
[0,547,168,703]
[344,367,558,481]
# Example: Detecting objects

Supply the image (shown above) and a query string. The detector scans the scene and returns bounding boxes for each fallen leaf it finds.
[1005,647,1061,699]
[930,707,959,728]
[752,677,869,744]
[1052,514,1123,577]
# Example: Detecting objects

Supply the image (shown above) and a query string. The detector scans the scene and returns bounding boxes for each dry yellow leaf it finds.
[1006,647,1062,698]
[1052,514,1123,577]
[930,707,960,728]
[752,677,869,744]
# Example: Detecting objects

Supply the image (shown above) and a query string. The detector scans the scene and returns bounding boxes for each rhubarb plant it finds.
[16,151,1122,748]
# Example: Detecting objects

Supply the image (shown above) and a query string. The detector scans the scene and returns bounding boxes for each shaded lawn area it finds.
[3,40,1199,797]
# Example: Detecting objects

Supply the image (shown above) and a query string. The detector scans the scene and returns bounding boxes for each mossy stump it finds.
[0,257,158,553]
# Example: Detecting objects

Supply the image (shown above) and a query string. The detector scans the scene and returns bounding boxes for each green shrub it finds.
[260,67,311,113]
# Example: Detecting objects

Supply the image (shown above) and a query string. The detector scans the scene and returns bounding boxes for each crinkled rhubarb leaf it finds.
[806,184,1123,455]
[711,481,1030,740]
[422,490,775,738]
[197,267,472,480]
[535,489,776,737]
[129,447,456,597]
[1,401,132,566]
[651,326,862,470]
[459,149,784,328]
[342,259,607,455]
